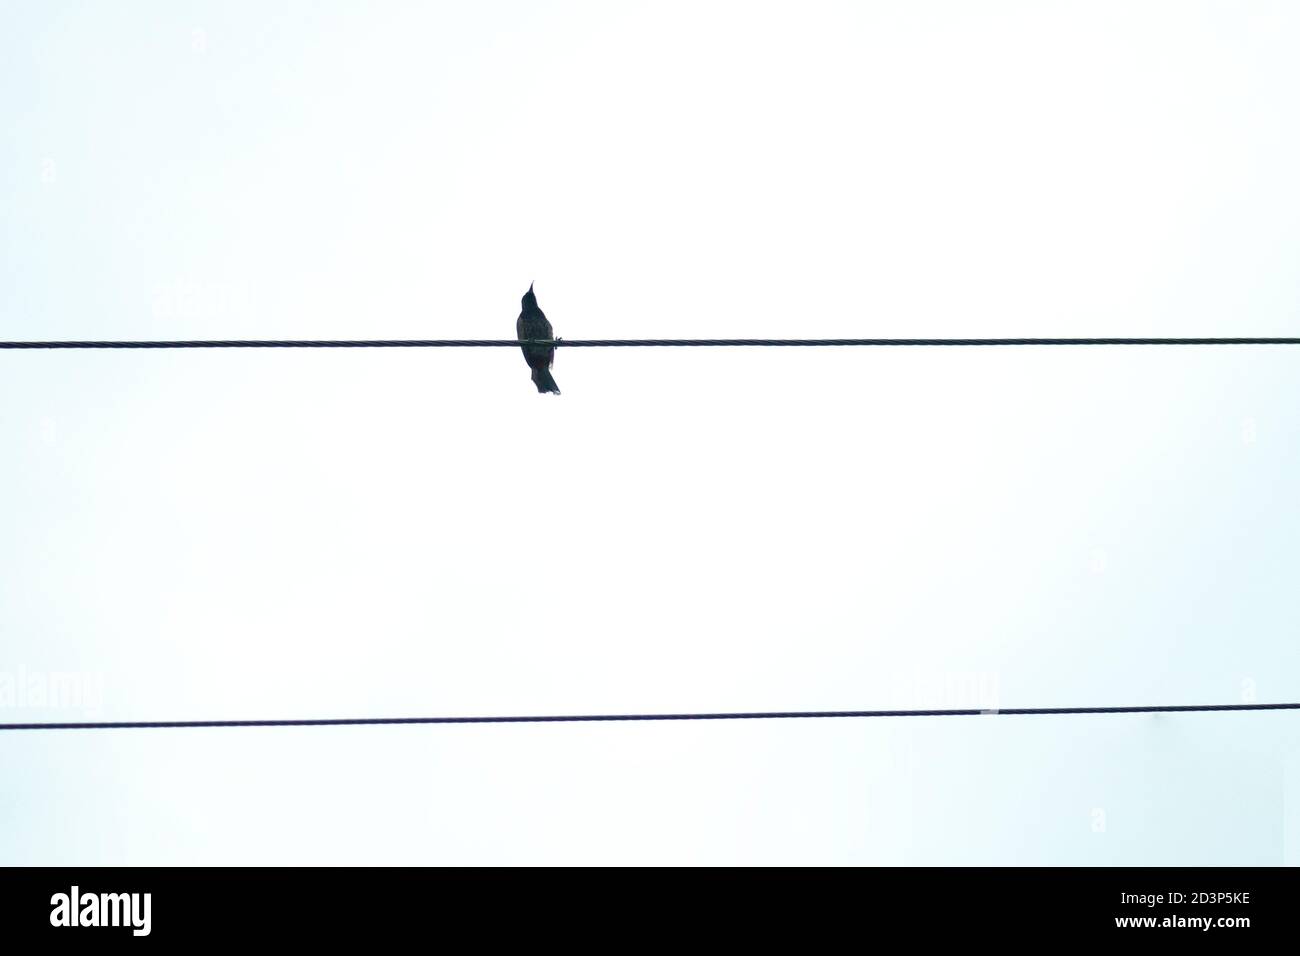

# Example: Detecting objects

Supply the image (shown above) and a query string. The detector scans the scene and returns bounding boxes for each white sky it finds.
[2,0,1299,864]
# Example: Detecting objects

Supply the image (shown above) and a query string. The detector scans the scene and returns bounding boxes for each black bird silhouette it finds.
[517,283,560,394]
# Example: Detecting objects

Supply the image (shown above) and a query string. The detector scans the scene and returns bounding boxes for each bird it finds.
[516,283,560,394]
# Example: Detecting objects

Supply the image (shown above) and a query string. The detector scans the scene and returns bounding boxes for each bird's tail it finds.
[532,367,561,394]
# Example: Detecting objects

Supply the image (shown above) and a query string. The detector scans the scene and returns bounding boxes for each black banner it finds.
[0,867,1292,944]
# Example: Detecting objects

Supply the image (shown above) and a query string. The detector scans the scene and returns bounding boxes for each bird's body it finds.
[517,284,560,394]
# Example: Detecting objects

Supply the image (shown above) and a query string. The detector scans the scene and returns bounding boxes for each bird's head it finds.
[521,282,537,310]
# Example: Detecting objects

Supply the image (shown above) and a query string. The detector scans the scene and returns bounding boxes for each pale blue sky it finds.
[2,0,1298,864]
